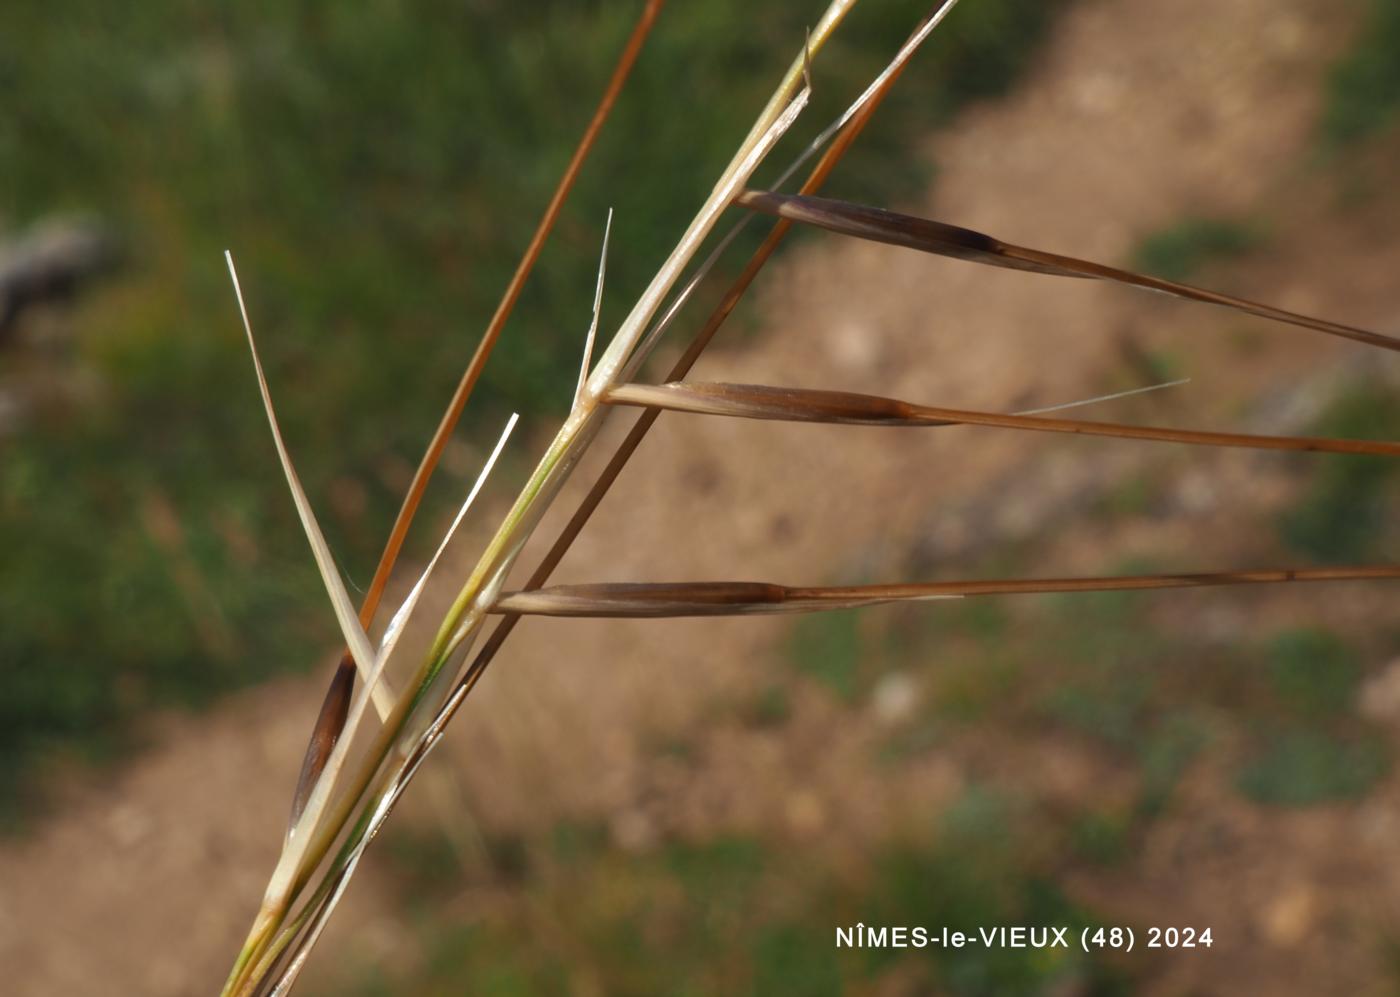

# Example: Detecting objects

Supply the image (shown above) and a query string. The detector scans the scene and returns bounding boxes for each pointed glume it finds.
[225,252,396,722]
[575,208,613,408]
[734,190,1400,353]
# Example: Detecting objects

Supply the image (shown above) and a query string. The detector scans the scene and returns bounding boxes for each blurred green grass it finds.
[1322,0,1400,146]
[1236,628,1388,807]
[347,790,1127,997]
[0,0,1068,815]
[788,609,863,703]
[1129,216,1262,283]
[1276,383,1400,563]
[881,550,1392,820]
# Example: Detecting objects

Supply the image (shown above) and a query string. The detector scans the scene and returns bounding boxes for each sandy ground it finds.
[2,0,1398,993]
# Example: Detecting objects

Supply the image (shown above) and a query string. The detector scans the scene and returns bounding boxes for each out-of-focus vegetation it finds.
[1321,0,1400,145]
[346,791,1128,997]
[876,546,1392,824]
[1235,628,1388,806]
[1129,217,1262,283]
[1277,384,1400,563]
[0,0,1070,815]
[788,609,863,703]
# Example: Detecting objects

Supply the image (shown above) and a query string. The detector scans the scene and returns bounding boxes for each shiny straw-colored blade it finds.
[734,190,1400,353]
[225,252,395,722]
[605,381,1400,457]
[494,566,1400,618]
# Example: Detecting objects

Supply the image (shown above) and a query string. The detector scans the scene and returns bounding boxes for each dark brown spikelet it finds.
[286,653,354,835]
[734,190,1400,353]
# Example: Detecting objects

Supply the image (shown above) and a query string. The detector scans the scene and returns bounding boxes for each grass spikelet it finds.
[734,190,1400,352]
[493,567,1400,619]
[605,381,1400,456]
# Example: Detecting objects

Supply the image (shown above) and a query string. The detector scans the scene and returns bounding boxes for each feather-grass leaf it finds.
[734,190,1400,353]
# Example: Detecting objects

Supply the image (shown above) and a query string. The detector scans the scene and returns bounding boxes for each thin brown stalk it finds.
[734,190,1400,353]
[604,381,1400,457]
[493,566,1400,618]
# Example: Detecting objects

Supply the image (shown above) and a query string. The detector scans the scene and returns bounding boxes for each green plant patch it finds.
[789,609,864,703]
[931,650,1023,724]
[549,819,610,866]
[1135,712,1210,818]
[861,787,1130,996]
[749,921,843,997]
[1322,0,1400,145]
[381,828,469,906]
[1035,588,1161,748]
[1265,628,1360,719]
[1277,383,1400,562]
[1070,808,1134,868]
[744,683,793,729]
[1235,728,1389,807]
[1130,217,1262,283]
[333,787,1136,997]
